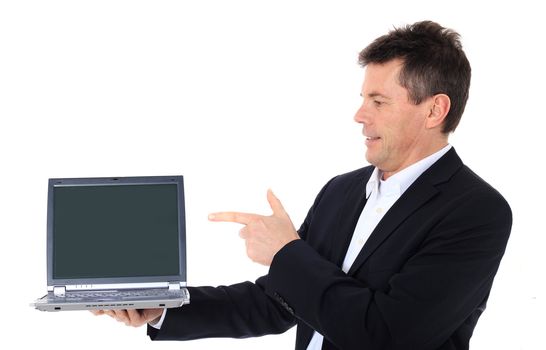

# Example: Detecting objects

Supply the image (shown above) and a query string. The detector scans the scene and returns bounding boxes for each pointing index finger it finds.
[208,212,258,225]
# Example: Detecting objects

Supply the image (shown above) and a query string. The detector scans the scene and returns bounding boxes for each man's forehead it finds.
[363,60,403,81]
[362,60,405,92]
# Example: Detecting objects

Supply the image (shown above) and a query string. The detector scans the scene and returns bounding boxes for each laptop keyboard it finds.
[65,289,171,298]
[53,288,184,301]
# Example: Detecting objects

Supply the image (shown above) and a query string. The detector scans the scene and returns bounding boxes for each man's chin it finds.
[364,152,377,167]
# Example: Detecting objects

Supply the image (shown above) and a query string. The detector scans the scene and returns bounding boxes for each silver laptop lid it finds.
[46,176,186,290]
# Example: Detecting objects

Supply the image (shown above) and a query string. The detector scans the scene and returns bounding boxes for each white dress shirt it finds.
[306,144,452,349]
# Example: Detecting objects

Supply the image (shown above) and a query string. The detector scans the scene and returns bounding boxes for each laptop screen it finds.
[47,176,186,286]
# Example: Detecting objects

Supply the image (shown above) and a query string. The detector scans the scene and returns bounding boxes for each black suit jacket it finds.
[148,148,512,350]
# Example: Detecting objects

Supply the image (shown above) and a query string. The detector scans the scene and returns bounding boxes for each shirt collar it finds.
[365,144,452,199]
[365,167,382,199]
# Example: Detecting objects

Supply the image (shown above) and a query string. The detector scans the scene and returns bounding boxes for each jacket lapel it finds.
[346,148,463,275]
[331,167,374,267]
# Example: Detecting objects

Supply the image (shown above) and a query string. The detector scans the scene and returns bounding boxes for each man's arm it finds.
[90,179,337,339]
[91,281,296,340]
[148,279,296,340]
[146,180,337,341]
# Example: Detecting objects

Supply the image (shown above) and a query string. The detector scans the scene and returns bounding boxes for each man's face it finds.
[354,59,434,178]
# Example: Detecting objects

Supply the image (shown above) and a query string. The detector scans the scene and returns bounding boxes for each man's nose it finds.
[353,103,368,124]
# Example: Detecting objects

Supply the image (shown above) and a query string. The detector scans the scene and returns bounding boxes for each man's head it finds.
[354,21,471,178]
[359,20,471,134]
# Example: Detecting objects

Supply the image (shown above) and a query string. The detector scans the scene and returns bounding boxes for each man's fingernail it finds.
[208,214,215,220]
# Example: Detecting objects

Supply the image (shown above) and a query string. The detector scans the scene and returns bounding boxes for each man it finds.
[93,20,512,349]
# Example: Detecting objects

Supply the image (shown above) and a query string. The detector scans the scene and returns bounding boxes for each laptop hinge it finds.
[168,282,181,291]
[53,286,66,297]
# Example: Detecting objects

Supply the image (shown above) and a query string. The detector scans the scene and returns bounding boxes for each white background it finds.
[1,1,544,349]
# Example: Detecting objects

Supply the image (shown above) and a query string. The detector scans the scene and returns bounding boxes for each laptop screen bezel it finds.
[46,175,187,287]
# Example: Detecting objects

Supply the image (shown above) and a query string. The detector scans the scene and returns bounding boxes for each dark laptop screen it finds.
[52,183,180,279]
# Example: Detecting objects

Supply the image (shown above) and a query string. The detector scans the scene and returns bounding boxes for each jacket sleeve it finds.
[265,187,512,350]
[148,278,296,340]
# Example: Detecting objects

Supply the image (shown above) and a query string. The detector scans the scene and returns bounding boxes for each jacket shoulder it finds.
[453,164,511,211]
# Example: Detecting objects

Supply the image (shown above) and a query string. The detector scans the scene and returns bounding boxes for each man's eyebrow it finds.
[360,91,391,99]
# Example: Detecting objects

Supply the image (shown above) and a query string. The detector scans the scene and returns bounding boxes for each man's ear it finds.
[426,94,451,129]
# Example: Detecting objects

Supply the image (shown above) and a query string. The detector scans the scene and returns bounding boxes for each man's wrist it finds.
[148,309,167,329]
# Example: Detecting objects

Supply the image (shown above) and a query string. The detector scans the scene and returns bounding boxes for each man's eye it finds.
[373,100,383,106]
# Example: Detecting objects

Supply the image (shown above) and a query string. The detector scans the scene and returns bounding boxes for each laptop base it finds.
[32,287,190,311]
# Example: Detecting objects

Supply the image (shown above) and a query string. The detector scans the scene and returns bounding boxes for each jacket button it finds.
[285,305,295,315]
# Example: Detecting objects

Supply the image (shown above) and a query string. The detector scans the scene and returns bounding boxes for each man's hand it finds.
[90,308,163,327]
[208,189,299,266]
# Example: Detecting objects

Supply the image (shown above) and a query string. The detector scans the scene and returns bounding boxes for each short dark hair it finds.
[359,21,471,133]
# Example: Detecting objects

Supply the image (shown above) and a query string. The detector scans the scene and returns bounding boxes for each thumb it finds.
[267,189,288,217]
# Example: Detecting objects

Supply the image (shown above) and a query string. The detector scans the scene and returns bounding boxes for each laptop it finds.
[32,175,190,311]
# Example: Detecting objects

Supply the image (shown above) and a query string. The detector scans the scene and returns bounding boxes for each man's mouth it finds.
[365,136,381,147]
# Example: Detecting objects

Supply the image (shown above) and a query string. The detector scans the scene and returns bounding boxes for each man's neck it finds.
[381,141,449,180]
